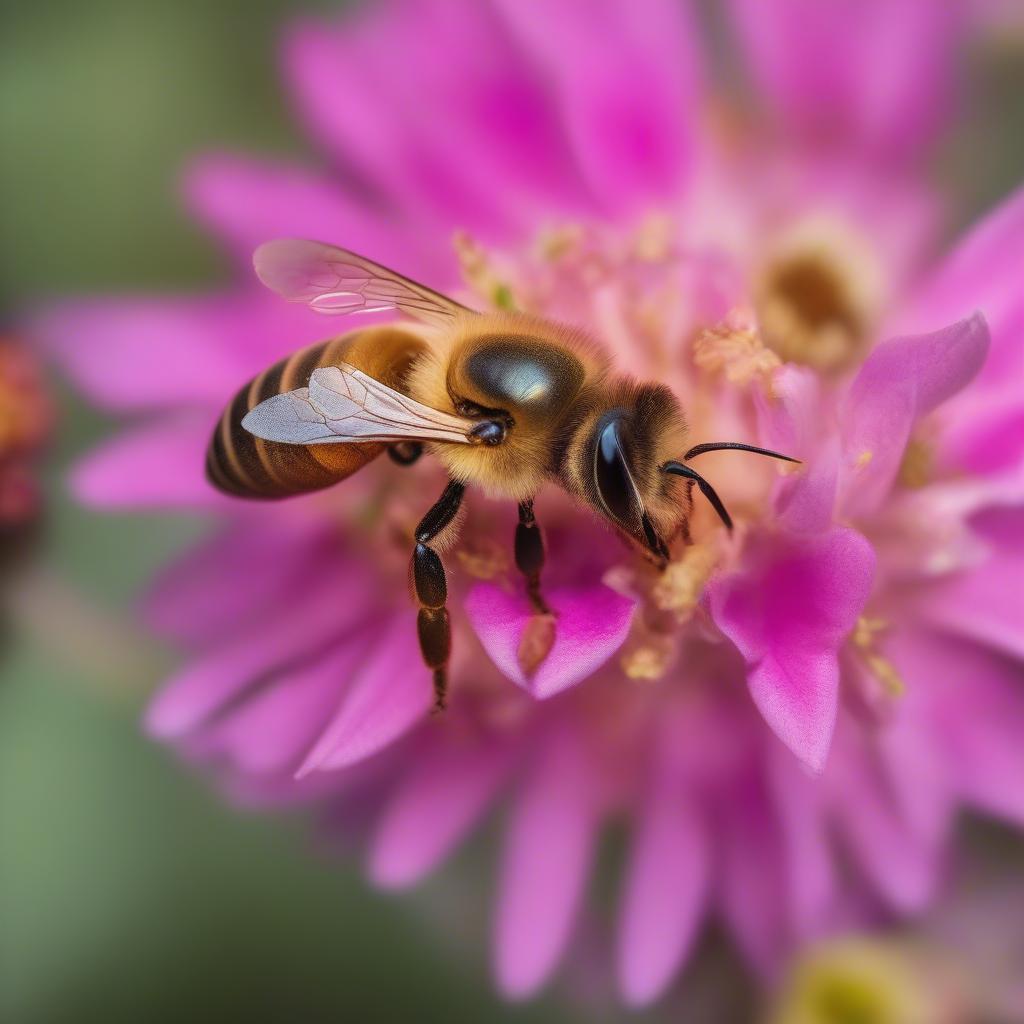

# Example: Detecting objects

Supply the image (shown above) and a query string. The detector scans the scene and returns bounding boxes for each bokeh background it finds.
[1,1,1022,1021]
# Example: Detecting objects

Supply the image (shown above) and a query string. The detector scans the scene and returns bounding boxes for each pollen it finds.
[453,231,519,311]
[852,617,906,698]
[855,449,874,469]
[517,612,556,678]
[621,642,673,680]
[693,319,782,388]
[456,540,511,581]
[899,437,933,488]
[651,543,719,621]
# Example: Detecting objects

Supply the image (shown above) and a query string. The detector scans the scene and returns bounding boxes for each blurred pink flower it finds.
[38,0,1024,1008]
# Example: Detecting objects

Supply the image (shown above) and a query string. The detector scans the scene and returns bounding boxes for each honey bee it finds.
[207,240,797,710]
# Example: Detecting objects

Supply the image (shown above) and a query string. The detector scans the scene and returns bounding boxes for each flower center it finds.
[756,226,879,373]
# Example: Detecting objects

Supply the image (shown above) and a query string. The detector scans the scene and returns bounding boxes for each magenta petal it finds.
[898,184,1024,391]
[146,574,368,739]
[494,729,596,998]
[297,615,431,776]
[838,314,990,517]
[72,413,227,510]
[145,519,330,646]
[617,784,708,1007]
[142,573,370,741]
[916,551,1024,661]
[766,743,834,939]
[718,779,788,977]
[183,153,440,279]
[710,528,876,771]
[832,727,942,913]
[494,0,701,210]
[369,740,512,889]
[209,640,368,778]
[728,0,960,161]
[465,581,636,699]
[899,631,1024,826]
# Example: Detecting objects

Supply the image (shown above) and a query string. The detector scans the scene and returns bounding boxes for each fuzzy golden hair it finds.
[406,311,609,500]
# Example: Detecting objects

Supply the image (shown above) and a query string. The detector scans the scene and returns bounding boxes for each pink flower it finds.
[38,0,1023,1008]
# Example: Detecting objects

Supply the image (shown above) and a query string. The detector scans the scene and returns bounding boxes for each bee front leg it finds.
[412,480,465,712]
[515,499,551,615]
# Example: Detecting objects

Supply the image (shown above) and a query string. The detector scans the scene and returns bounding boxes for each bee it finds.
[207,240,797,710]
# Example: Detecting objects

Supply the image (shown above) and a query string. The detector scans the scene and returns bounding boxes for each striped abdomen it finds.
[206,326,427,499]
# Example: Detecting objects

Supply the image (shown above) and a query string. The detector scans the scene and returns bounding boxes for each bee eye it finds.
[594,417,641,527]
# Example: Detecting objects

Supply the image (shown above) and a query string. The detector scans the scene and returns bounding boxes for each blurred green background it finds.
[1,1,1022,1021]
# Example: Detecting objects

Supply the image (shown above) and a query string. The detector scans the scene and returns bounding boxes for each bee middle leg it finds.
[515,499,551,615]
[412,480,465,712]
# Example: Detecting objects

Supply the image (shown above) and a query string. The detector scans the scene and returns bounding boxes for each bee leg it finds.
[515,499,551,615]
[388,441,423,466]
[412,480,465,712]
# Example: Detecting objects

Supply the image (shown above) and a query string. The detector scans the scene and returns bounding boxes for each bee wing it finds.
[253,239,475,328]
[242,363,476,446]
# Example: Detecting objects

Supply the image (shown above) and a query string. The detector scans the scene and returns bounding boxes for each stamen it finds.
[852,616,905,698]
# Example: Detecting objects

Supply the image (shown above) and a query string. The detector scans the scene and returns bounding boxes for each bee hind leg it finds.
[412,480,465,712]
[515,499,551,615]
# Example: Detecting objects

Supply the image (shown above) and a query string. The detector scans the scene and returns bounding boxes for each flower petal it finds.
[494,0,701,210]
[205,639,368,778]
[710,528,876,771]
[184,153,441,280]
[617,781,708,1006]
[282,14,518,237]
[297,614,431,776]
[465,580,636,699]
[35,292,331,414]
[72,412,226,510]
[915,550,1024,661]
[892,629,1024,827]
[766,743,835,939]
[369,737,513,889]
[830,722,942,913]
[898,184,1024,392]
[144,518,332,646]
[146,573,369,739]
[838,314,990,517]
[494,728,597,998]
[728,0,961,162]
[717,776,789,976]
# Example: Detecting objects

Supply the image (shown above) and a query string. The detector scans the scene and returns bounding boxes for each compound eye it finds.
[594,417,642,528]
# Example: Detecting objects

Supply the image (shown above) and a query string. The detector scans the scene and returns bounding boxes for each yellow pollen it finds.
[899,438,933,489]
[855,450,874,469]
[651,543,719,621]
[537,224,584,263]
[453,231,518,311]
[852,617,906,698]
[693,321,782,388]
[517,613,556,677]
[456,540,511,581]
[632,213,674,263]
[620,642,673,680]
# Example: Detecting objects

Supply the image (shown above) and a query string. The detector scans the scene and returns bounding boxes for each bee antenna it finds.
[683,441,800,464]
[662,461,733,532]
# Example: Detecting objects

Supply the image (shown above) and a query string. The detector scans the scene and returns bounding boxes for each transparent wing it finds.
[242,364,476,446]
[253,239,474,327]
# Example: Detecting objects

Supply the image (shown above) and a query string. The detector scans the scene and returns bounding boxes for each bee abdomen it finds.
[206,339,356,500]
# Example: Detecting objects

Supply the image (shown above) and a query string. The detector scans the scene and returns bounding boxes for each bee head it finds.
[582,383,800,561]
[581,383,687,561]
